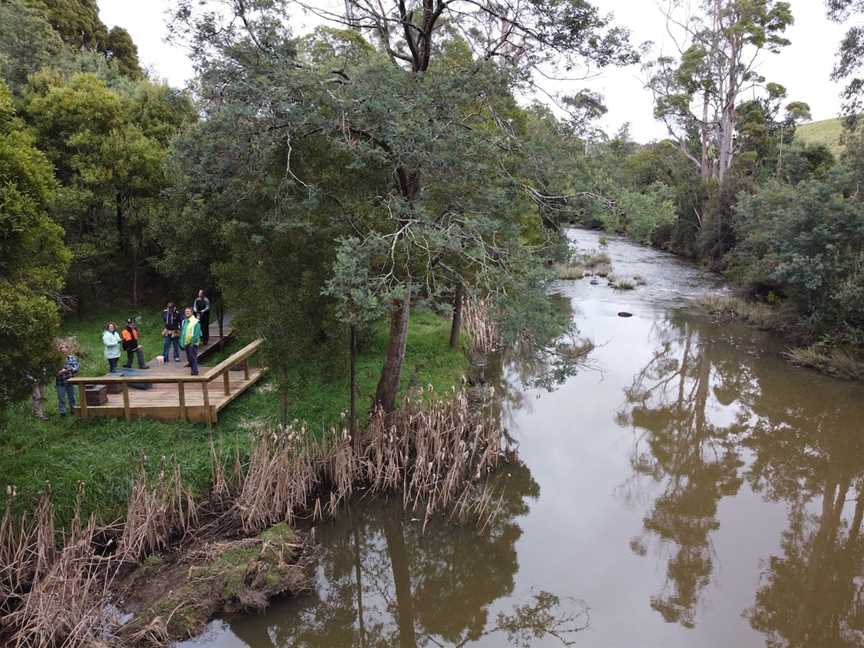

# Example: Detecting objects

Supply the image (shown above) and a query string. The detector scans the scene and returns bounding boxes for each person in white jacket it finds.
[102,321,122,373]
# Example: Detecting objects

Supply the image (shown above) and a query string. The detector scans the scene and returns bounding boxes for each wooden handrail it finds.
[202,338,262,379]
[68,339,263,385]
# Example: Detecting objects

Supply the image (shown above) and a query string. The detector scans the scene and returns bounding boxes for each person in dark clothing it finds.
[121,318,149,369]
[55,340,80,416]
[193,289,211,346]
[162,302,182,363]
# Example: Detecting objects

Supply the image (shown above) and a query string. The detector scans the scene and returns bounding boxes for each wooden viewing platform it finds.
[68,329,266,426]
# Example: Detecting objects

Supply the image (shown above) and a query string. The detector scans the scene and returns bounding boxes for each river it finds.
[180,229,864,648]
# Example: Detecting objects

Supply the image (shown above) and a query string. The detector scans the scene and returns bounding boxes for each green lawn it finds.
[0,307,467,525]
[796,117,846,157]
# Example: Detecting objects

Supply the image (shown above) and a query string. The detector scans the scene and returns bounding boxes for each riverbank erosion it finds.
[0,386,513,647]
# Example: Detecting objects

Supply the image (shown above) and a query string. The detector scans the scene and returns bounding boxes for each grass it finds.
[555,250,612,280]
[784,344,864,381]
[0,307,468,525]
[695,293,780,330]
[796,117,846,157]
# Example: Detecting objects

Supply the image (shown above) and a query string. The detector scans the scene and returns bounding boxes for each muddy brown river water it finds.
[180,229,864,647]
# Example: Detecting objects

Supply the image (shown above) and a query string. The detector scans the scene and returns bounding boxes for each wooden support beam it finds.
[122,383,131,422]
[202,382,211,428]
[243,360,250,380]
[222,371,230,396]
[178,382,187,421]
[79,383,88,418]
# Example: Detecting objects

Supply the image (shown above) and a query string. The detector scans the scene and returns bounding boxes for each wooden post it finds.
[79,383,88,419]
[178,381,187,421]
[202,381,211,427]
[122,383,131,422]
[243,359,250,380]
[222,370,230,396]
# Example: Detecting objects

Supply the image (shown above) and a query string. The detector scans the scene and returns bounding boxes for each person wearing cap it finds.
[161,302,182,363]
[121,318,149,369]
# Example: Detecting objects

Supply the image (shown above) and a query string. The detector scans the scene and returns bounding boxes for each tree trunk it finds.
[449,284,464,349]
[280,389,289,427]
[116,193,125,253]
[374,292,411,413]
[349,323,359,451]
[132,244,139,307]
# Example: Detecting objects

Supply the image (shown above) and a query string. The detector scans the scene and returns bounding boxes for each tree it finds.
[646,0,794,183]
[827,0,864,121]
[26,0,107,50]
[171,0,636,413]
[730,164,864,344]
[103,26,142,79]
[23,71,193,304]
[0,0,65,94]
[0,80,71,409]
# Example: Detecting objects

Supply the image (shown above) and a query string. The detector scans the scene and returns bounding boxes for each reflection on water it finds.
[181,230,864,648]
[616,307,864,645]
[218,464,589,647]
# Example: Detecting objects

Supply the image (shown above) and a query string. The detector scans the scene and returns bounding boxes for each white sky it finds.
[99,0,849,142]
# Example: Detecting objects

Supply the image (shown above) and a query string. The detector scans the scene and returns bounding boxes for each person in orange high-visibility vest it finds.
[121,318,149,369]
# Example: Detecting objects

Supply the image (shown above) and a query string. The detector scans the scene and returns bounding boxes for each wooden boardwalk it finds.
[69,324,265,425]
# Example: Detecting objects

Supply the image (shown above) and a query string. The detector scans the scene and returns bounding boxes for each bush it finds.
[731,169,864,344]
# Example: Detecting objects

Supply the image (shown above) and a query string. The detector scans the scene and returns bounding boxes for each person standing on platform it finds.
[162,302,182,363]
[121,318,149,369]
[180,307,202,376]
[103,322,122,373]
[193,289,211,346]
[55,340,80,416]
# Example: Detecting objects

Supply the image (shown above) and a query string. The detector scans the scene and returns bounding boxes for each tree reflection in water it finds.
[228,461,589,647]
[618,311,864,645]
[743,367,864,647]
[617,313,745,628]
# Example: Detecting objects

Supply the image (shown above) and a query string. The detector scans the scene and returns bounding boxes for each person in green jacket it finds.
[179,307,202,376]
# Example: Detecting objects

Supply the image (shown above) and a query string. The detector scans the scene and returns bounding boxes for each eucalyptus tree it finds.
[646,0,795,183]
[171,0,636,413]
[827,0,864,122]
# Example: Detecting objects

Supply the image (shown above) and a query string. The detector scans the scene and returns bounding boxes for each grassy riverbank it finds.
[696,294,864,381]
[0,308,467,525]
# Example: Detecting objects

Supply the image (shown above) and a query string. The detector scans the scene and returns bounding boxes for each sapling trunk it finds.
[349,323,358,452]
[449,284,464,349]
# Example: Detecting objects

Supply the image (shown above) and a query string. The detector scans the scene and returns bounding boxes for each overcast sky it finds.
[99,0,849,142]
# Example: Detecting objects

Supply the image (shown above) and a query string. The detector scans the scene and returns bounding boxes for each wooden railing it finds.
[69,339,263,426]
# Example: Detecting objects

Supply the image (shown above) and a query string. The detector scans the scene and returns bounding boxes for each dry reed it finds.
[0,386,508,648]
[462,297,501,353]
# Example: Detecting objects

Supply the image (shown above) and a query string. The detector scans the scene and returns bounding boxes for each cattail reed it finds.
[462,297,501,353]
[0,386,508,648]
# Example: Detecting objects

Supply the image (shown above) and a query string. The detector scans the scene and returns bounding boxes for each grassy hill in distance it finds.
[796,117,846,157]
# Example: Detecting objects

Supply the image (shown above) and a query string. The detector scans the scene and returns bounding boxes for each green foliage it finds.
[731,167,864,343]
[22,71,193,302]
[0,80,70,407]
[0,0,64,93]
[796,117,847,156]
[600,182,677,245]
